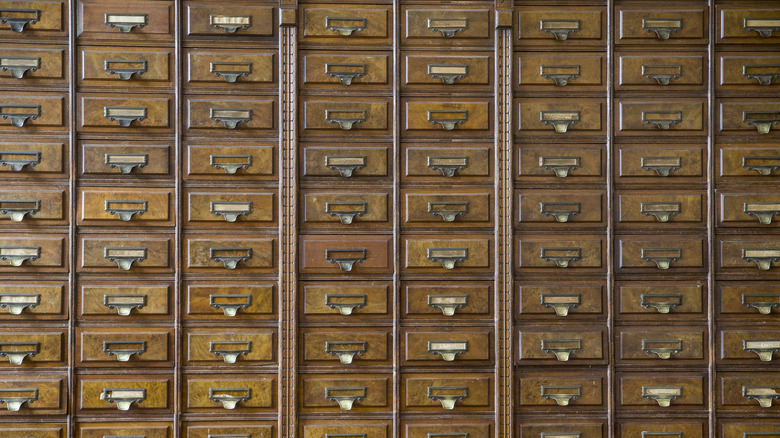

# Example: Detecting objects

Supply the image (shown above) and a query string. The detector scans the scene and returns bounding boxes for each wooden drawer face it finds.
[517,371,605,409]
[185,190,276,227]
[301,328,390,366]
[617,192,704,225]
[718,144,780,180]
[718,237,780,274]
[301,282,390,319]
[618,421,705,438]
[404,100,491,134]
[186,97,275,133]
[403,235,492,273]
[517,52,605,90]
[185,236,275,273]
[718,6,780,44]
[79,282,171,318]
[517,327,606,364]
[79,47,172,86]
[183,374,275,412]
[719,54,780,89]
[80,141,172,177]
[617,282,705,317]
[0,45,66,84]
[616,6,708,44]
[302,99,389,133]
[617,328,706,365]
[185,143,275,179]
[300,420,390,438]
[719,101,780,135]
[405,420,493,438]
[302,144,389,179]
[0,141,65,177]
[300,5,391,44]
[3,424,64,438]
[79,235,171,273]
[77,328,172,366]
[79,187,173,226]
[516,7,605,45]
[519,422,605,438]
[517,98,605,135]
[302,52,389,88]
[401,328,493,365]
[617,373,705,409]
[617,100,705,135]
[719,373,780,410]
[78,0,172,39]
[404,145,492,183]
[0,330,63,366]
[719,329,780,364]
[300,374,390,412]
[0,375,65,415]
[77,375,171,412]
[403,189,492,227]
[403,281,492,320]
[79,94,171,132]
[0,185,66,225]
[302,190,389,228]
[718,191,780,227]
[0,1,65,35]
[720,422,780,438]
[299,235,392,274]
[516,234,605,272]
[617,236,705,272]
[184,422,275,438]
[0,281,66,319]
[0,93,65,131]
[617,53,706,90]
[719,282,780,317]
[184,283,275,320]
[402,7,492,44]
[184,4,274,38]
[404,52,491,89]
[184,328,275,365]
[186,50,275,87]
[517,282,605,319]
[401,373,493,412]
[0,233,66,273]
[517,144,604,182]
[517,190,604,227]
[77,422,171,438]
[616,145,705,182]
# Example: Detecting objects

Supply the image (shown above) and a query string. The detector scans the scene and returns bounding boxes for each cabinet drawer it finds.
[186,49,274,87]
[0,1,65,36]
[299,5,391,45]
[402,7,492,45]
[0,330,63,366]
[79,94,171,132]
[617,328,706,365]
[617,191,704,225]
[617,282,705,318]
[719,54,780,89]
[403,145,492,183]
[0,281,66,319]
[403,189,492,227]
[517,189,604,227]
[718,144,780,181]
[404,52,491,89]
[185,143,275,180]
[302,144,389,179]
[616,6,708,44]
[185,190,276,227]
[516,7,606,45]
[79,47,172,87]
[300,328,390,366]
[77,422,171,438]
[718,237,780,274]
[184,422,274,438]
[402,281,493,320]
[719,282,780,317]
[0,141,65,177]
[516,327,606,364]
[300,373,390,413]
[718,191,780,227]
[617,373,705,409]
[302,51,389,88]
[0,185,66,225]
[517,52,605,90]
[184,328,275,366]
[517,282,605,319]
[0,45,66,85]
[402,235,492,273]
[300,420,390,438]
[517,371,605,409]
[719,101,780,135]
[401,328,493,365]
[517,98,605,136]
[517,144,604,182]
[78,0,173,40]
[718,6,780,44]
[617,53,706,90]
[0,233,66,273]
[519,422,605,438]
[617,100,705,135]
[721,422,780,438]
[184,3,274,38]
[301,281,391,320]
[77,374,171,413]
[79,282,171,318]
[616,144,705,182]
[0,375,65,415]
[78,235,172,273]
[0,93,65,131]
[618,421,705,438]
[4,424,65,438]
[302,98,389,133]
[617,236,705,272]
[183,374,275,412]
[184,282,275,320]
[719,329,780,364]
[79,187,173,226]
[404,99,491,134]
[302,190,390,228]
[77,328,172,366]
[299,235,392,275]
[186,97,275,133]
[719,373,780,410]
[516,234,605,272]
[401,373,493,412]
[405,420,493,438]
[80,141,172,177]
[184,235,275,274]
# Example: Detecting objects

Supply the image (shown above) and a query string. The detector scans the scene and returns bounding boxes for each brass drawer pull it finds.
[539,156,580,178]
[427,386,468,410]
[541,385,581,406]
[742,293,780,315]
[428,340,468,361]
[326,155,366,178]
[540,202,580,223]
[743,339,780,362]
[743,65,780,86]
[0,246,39,267]
[0,341,39,365]
[326,63,366,86]
[211,201,253,223]
[326,109,366,130]
[427,110,468,130]
[427,17,468,38]
[102,340,147,362]
[0,387,37,411]
[742,156,780,176]
[208,387,250,410]
[325,293,366,316]
[642,111,682,130]
[0,292,40,315]
[743,111,780,134]
[100,388,146,411]
[211,62,253,83]
[540,247,581,268]
[641,156,681,177]
[0,199,40,222]
[105,200,148,222]
[744,202,780,225]
[210,108,252,130]
[103,294,147,316]
[210,15,251,33]
[104,247,147,271]
[105,153,148,174]
[326,202,367,225]
[540,65,580,86]
[209,247,252,270]
[427,247,468,270]
[0,104,40,127]
[104,106,147,128]
[742,248,780,271]
[642,18,682,40]
[0,56,40,79]
[428,294,468,316]
[743,18,780,38]
[428,202,468,222]
[641,248,681,270]
[325,248,366,272]
[743,386,780,408]
[324,386,366,410]
[641,202,681,222]
[104,59,147,80]
[641,293,682,314]
[540,111,579,133]
[541,338,581,361]
[428,156,468,177]
[0,8,40,33]
[210,154,253,174]
[641,339,682,360]
[642,65,681,85]
[325,340,366,364]
[540,19,580,41]
[642,385,682,407]
[104,13,147,33]
[325,16,367,36]
[541,293,581,317]
[428,64,468,85]
[0,151,40,172]
[210,294,252,317]
[209,340,251,364]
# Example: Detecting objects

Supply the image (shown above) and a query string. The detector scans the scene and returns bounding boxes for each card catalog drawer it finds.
[78,0,173,40]
[301,281,391,320]
[78,282,171,319]
[184,282,275,320]
[516,7,606,45]
[517,52,605,90]
[302,98,389,134]
[77,327,172,366]
[186,49,275,87]
[80,141,172,177]
[78,235,172,273]
[401,328,493,365]
[617,235,705,272]
[403,144,492,183]
[719,100,780,135]
[402,7,493,45]
[617,327,707,365]
[0,374,65,414]
[616,6,708,44]
[79,187,173,226]
[79,46,172,87]
[185,143,275,180]
[0,93,65,131]
[717,6,780,44]
[405,420,493,438]
[517,189,604,227]
[719,329,780,364]
[519,422,605,438]
[0,233,66,273]
[186,97,275,133]
[718,144,780,181]
[0,0,65,35]
[0,281,66,319]
[517,98,605,136]
[402,188,492,227]
[302,143,389,179]
[617,191,705,226]
[79,94,171,132]
[616,99,706,135]
[617,282,705,318]
[300,328,390,366]
[0,141,65,177]
[299,5,391,45]
[516,326,606,364]
[403,281,493,320]
[401,373,493,412]
[77,422,171,438]
[517,371,605,409]
[184,422,274,438]
[185,190,276,227]
[516,281,605,319]
[301,190,390,228]
[0,330,64,367]
[404,52,491,89]
[617,53,706,90]
[719,373,780,410]
[302,51,389,88]
[718,191,780,227]
[183,374,275,413]
[616,144,705,182]
[718,54,780,89]
[0,185,66,225]
[5,424,65,438]
[300,373,390,413]
[618,421,705,438]
[517,144,604,182]
[516,234,605,273]
[184,235,275,274]
[402,235,492,273]
[300,420,390,438]
[718,236,780,274]
[299,234,393,275]
[184,4,274,38]
[77,375,171,413]
[720,421,780,438]
[0,45,66,85]
[404,99,491,134]
[617,373,705,410]
[184,328,275,366]
[719,282,780,317]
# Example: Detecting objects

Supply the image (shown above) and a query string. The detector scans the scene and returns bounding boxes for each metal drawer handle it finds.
[325,248,366,272]
[642,18,682,40]
[209,247,252,270]
[428,110,468,130]
[104,59,147,80]
[211,201,253,223]
[427,17,468,38]
[0,104,39,127]
[210,294,252,317]
[540,247,581,268]
[743,386,780,408]
[325,16,366,36]
[540,111,579,133]
[100,388,146,411]
[325,340,367,364]
[540,19,580,41]
[540,65,580,86]
[325,293,366,316]
[104,247,147,271]
[103,340,146,362]
[104,294,147,316]
[0,246,39,267]
[743,18,780,38]
[211,62,253,83]
[428,156,468,177]
[0,151,40,172]
[744,202,780,225]
[0,56,40,79]
[0,8,40,32]
[211,108,252,130]
[742,293,780,315]
[641,156,681,177]
[104,13,147,33]
[641,293,682,314]
[427,247,468,270]
[540,202,580,223]
[539,156,580,178]
[642,386,682,407]
[0,387,37,411]
[208,387,250,410]
[744,339,780,362]
[325,155,366,178]
[742,248,780,271]
[541,385,581,406]
[428,294,468,316]
[0,341,39,365]
[326,109,366,130]
[642,65,681,85]
[325,386,366,410]
[105,153,148,174]
[0,293,40,315]
[541,293,581,317]
[428,341,468,362]
[427,386,468,410]
[209,340,251,364]
[105,200,147,222]
[428,64,468,84]
[0,199,40,222]
[428,202,468,222]
[326,63,366,86]
[744,111,780,134]
[641,248,681,270]
[210,154,252,174]
[326,202,367,225]
[641,339,682,360]
[743,65,780,86]
[541,338,581,361]
[210,15,251,33]
[641,202,681,223]
[642,111,682,130]
[742,156,780,176]
[104,106,147,128]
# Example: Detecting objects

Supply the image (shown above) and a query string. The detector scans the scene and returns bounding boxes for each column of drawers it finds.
[714,3,780,436]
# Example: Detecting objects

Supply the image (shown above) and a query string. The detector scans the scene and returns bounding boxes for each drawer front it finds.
[185,143,275,179]
[0,375,65,414]
[184,236,275,273]
[2,424,64,438]
[78,375,171,412]
[719,101,780,135]
[516,327,606,364]
[0,281,66,319]
[516,234,605,272]
[719,373,780,410]
[79,187,173,226]
[299,235,393,274]
[78,0,173,39]
[185,190,276,227]
[517,190,604,227]
[403,189,492,227]
[516,7,606,45]
[617,100,706,135]
[718,144,780,180]
[301,329,390,366]
[183,374,275,412]
[405,420,493,438]
[0,233,66,273]
[0,330,63,366]
[617,53,706,89]
[718,6,780,44]
[79,235,171,273]
[401,373,493,412]
[518,372,605,408]
[404,100,491,134]
[300,374,390,412]
[719,329,780,364]
[80,141,171,177]
[718,237,780,274]
[719,54,780,89]
[403,281,493,320]
[616,6,708,44]
[719,191,780,227]
[79,282,171,318]
[617,192,704,225]
[719,282,780,317]
[184,328,275,365]
[300,6,391,44]
[519,422,605,438]
[186,97,275,133]
[517,144,604,182]
[184,422,275,438]
[0,0,65,35]
[0,45,66,84]
[617,373,705,409]
[300,420,389,438]
[401,328,493,365]
[517,98,605,135]
[517,282,605,319]
[79,94,171,132]
[404,52,491,89]
[302,190,390,228]
[302,52,389,88]
[302,99,389,133]
[0,93,65,131]
[618,421,705,438]
[617,145,704,181]
[186,50,275,87]
[79,47,172,86]
[184,4,274,38]
[77,422,171,438]
[302,144,389,179]
[0,186,66,224]
[184,283,275,320]
[617,236,705,271]
[402,7,492,44]
[617,328,706,364]
[0,141,65,177]
[721,422,780,438]
[517,52,605,90]
[404,145,492,183]
[301,282,391,319]
[402,236,492,273]
[77,328,172,366]
[617,282,705,317]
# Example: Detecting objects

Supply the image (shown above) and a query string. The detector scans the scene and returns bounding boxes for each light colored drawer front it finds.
[0,142,65,177]
[184,4,274,37]
[79,95,170,131]
[184,375,275,411]
[79,188,173,225]
[405,421,493,438]
[302,191,389,227]
[77,422,171,438]
[0,186,66,224]
[186,97,275,132]
[403,282,493,319]
[517,282,604,318]
[401,373,493,412]
[185,237,275,273]
[0,330,63,366]
[79,236,171,272]
[3,424,65,438]
[616,6,708,43]
[79,283,170,318]
[0,234,66,272]
[403,7,492,43]
[300,374,390,412]
[0,0,65,35]
[518,53,605,89]
[300,6,391,43]
[184,423,274,438]
[617,283,704,316]
[404,100,491,133]
[403,189,492,227]
[0,45,66,83]
[405,53,491,87]
[186,50,274,86]
[0,282,66,319]
[303,52,388,87]
[517,99,605,135]
[185,144,274,179]
[80,47,171,85]
[617,374,705,409]
[618,421,704,438]
[184,283,275,319]
[0,375,65,414]
[518,372,605,407]
[80,142,171,177]
[300,420,389,438]
[185,328,275,365]
[0,93,65,130]
[517,235,605,271]
[516,7,605,45]
[302,282,390,318]
[517,328,605,363]
[518,144,604,181]
[404,146,492,182]
[78,376,171,412]
[301,329,390,366]
[618,236,705,271]
[403,236,492,272]
[303,144,389,179]
[519,422,605,438]
[402,329,493,364]
[186,190,275,226]
[303,99,389,132]
[78,0,172,39]
[77,328,171,365]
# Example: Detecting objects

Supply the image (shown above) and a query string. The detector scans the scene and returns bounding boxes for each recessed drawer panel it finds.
[617,100,705,135]
[719,373,780,410]
[404,99,491,134]
[718,191,780,227]
[185,143,275,180]
[0,185,66,225]
[299,235,392,275]
[517,52,605,90]
[517,98,605,136]
[719,101,780,135]
[618,421,705,438]
[80,141,172,177]
[78,0,173,40]
[517,144,604,182]
[0,233,66,273]
[0,330,63,367]
[616,144,705,182]
[516,7,605,45]
[300,5,391,44]
[0,374,65,415]
[719,282,780,317]
[0,93,65,131]
[403,188,492,227]
[402,7,492,45]
[403,281,493,320]
[186,97,275,133]
[617,328,707,365]
[517,281,605,319]
[404,52,491,89]
[718,6,780,44]
[519,422,605,438]
[79,94,171,132]
[401,328,493,365]
[184,328,275,366]
[718,144,780,181]
[302,52,389,88]
[184,4,274,38]
[183,374,275,413]
[77,327,172,366]
[301,281,391,320]
[79,47,172,86]
[302,190,390,228]
[186,49,275,87]
[184,235,275,274]
[617,373,705,409]
[516,234,605,272]
[0,0,65,36]
[516,326,606,364]
[616,6,708,44]
[302,99,389,133]
[4,424,64,438]
[402,235,492,273]
[719,329,780,364]
[0,281,66,319]
[617,53,706,90]
[77,422,171,438]
[720,422,780,438]
[300,420,390,438]
[184,282,275,320]
[405,420,493,438]
[77,374,171,413]
[718,236,780,274]
[300,373,390,413]
[185,190,276,227]
[302,144,389,179]
[0,141,65,177]
[517,371,605,409]
[617,191,704,225]
[403,145,492,183]
[401,373,493,412]
[301,328,390,366]
[719,54,780,89]
[0,45,66,85]
[617,236,705,272]
[79,282,171,319]
[517,189,604,227]
[184,422,274,438]
[78,235,172,273]
[617,282,705,318]
[79,187,173,226]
